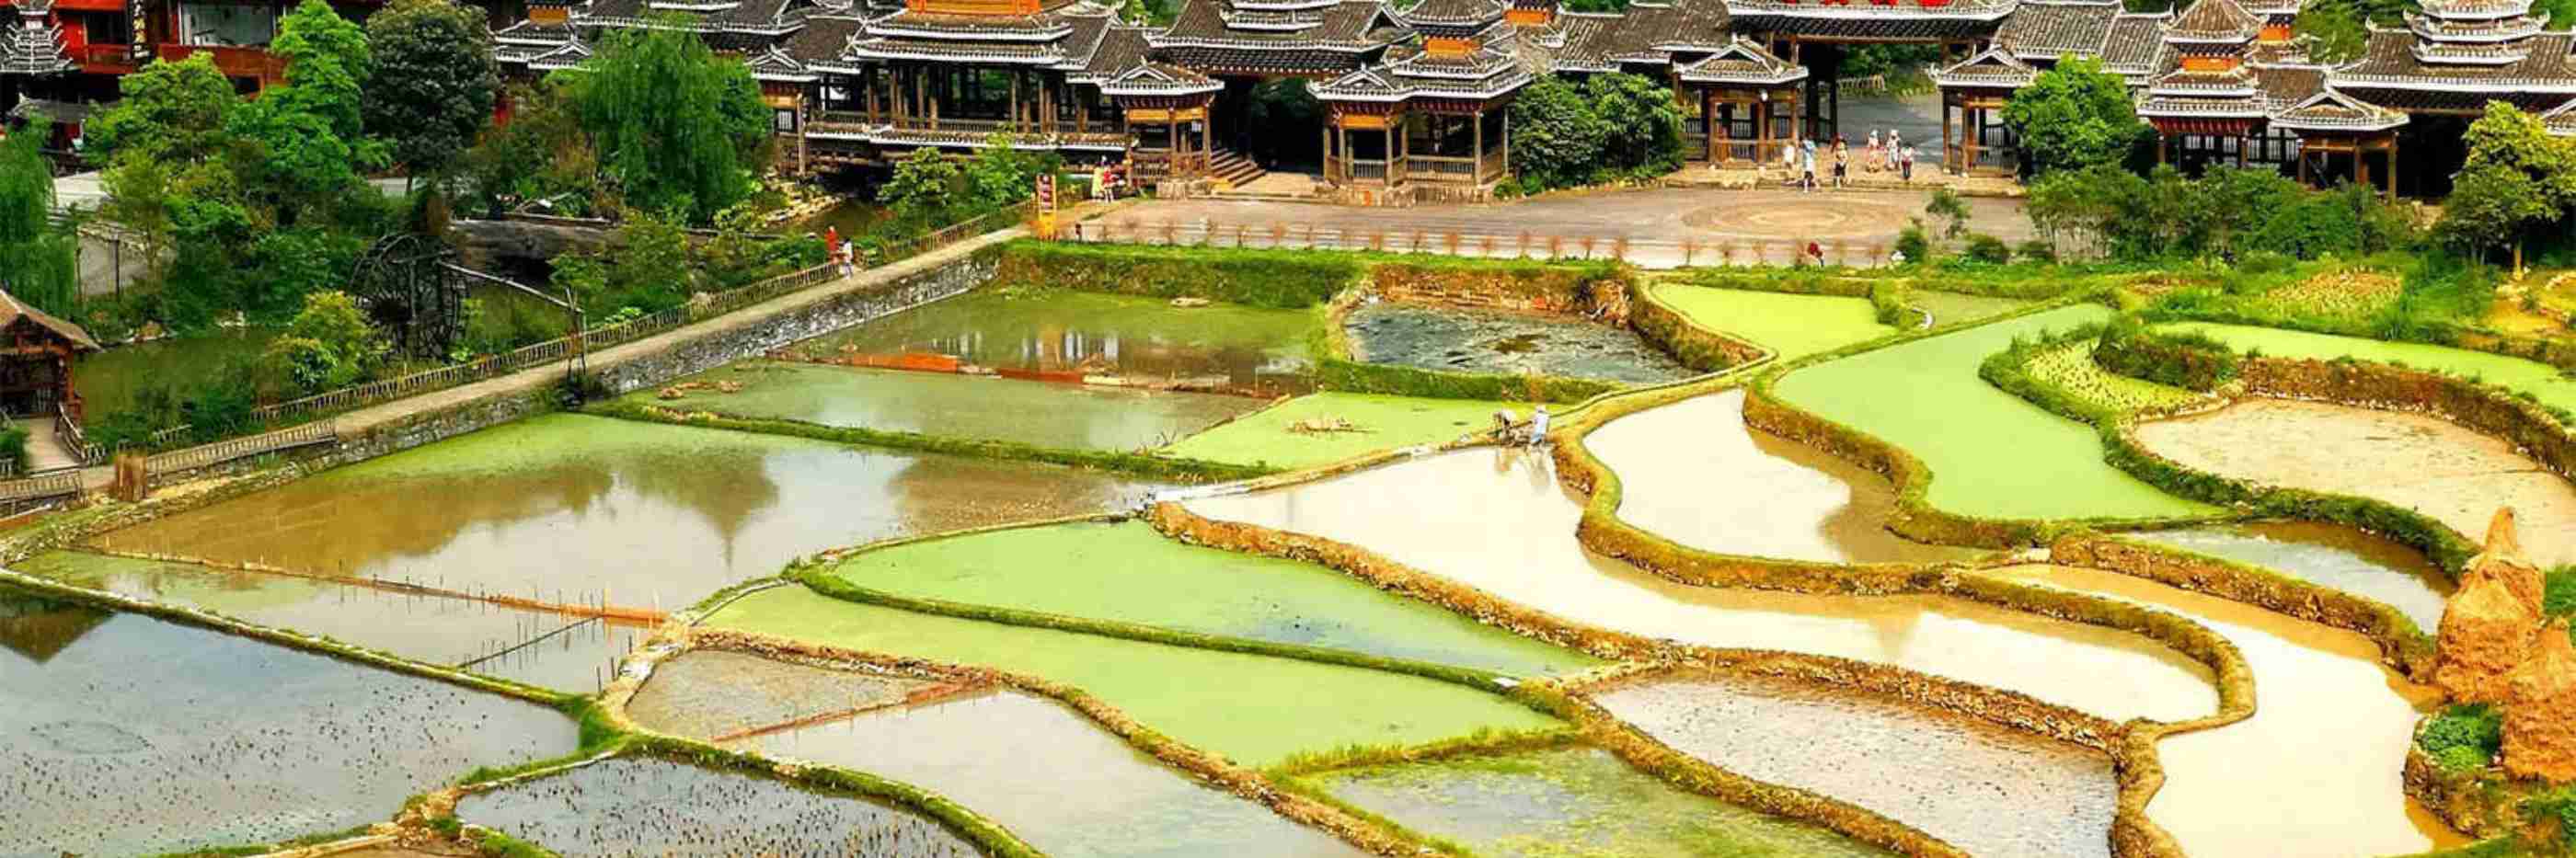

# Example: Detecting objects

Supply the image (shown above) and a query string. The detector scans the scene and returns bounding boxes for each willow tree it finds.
[558,20,768,223]
[0,122,79,315]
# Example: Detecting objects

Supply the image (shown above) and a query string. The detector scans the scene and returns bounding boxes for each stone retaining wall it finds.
[592,253,995,395]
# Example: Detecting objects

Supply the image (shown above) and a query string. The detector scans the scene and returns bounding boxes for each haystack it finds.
[2438,508,2548,703]
[2501,623,2576,784]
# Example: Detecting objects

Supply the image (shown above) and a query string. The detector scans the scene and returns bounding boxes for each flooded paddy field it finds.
[1342,303,1696,383]
[2135,398,2576,565]
[0,589,576,856]
[1775,304,2212,521]
[95,415,1160,612]
[1647,284,1895,360]
[706,588,1563,766]
[1305,744,1892,857]
[1911,291,2032,326]
[1595,673,2117,858]
[1586,390,1983,564]
[625,649,932,740]
[638,361,1265,452]
[738,688,1363,857]
[14,551,639,692]
[1158,392,1506,471]
[1185,448,2217,723]
[1983,565,2466,856]
[2128,521,2455,632]
[454,756,980,857]
[782,290,1317,394]
[2159,321,2576,413]
[830,521,1597,676]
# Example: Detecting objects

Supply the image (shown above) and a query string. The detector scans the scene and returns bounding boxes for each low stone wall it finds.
[592,253,994,395]
[1367,260,1606,314]
[2243,356,2576,486]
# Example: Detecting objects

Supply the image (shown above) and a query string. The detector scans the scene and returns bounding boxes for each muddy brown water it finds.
[1981,564,2467,856]
[13,551,641,692]
[1342,303,1696,384]
[95,415,1162,614]
[1183,448,2216,723]
[1585,390,1984,564]
[455,756,979,857]
[626,650,931,740]
[0,591,577,856]
[2127,521,2455,633]
[2136,398,2576,566]
[1595,673,2117,858]
[788,290,1317,395]
[733,688,1363,857]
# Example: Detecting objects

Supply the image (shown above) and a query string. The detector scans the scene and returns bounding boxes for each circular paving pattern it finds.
[1683,196,1920,240]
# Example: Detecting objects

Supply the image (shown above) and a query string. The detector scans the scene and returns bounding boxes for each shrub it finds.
[2015,238,2057,263]
[2547,566,2574,619]
[1892,219,1931,264]
[983,241,1359,308]
[0,426,25,474]
[1869,280,1912,326]
[2419,703,2505,771]
[1963,234,2011,264]
[263,291,391,395]
[2091,315,2241,391]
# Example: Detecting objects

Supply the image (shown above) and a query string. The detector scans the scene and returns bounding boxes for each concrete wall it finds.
[593,252,994,395]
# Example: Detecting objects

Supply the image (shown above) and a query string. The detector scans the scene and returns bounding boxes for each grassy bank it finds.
[1648,283,1897,361]
[1161,392,1509,470]
[588,399,1273,482]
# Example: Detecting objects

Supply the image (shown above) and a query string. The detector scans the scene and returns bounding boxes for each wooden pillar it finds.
[1322,121,1333,182]
[2387,137,2399,200]
[1339,121,1351,183]
[1941,95,1954,173]
[1501,109,1510,178]
[1201,101,1213,170]
[1473,110,1485,180]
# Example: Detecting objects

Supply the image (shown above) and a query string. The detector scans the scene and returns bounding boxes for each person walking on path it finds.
[1800,139,1818,193]
[1900,143,1916,182]
[1832,136,1849,189]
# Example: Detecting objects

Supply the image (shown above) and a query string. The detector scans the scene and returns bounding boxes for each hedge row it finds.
[1627,286,1770,374]
[2092,318,2243,392]
[584,400,1277,483]
[981,240,1363,309]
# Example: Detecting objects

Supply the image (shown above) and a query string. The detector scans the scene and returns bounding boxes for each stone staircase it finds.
[1209,148,1267,189]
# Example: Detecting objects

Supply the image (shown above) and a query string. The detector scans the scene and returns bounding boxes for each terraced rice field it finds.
[2158,321,2576,412]
[1647,283,1896,360]
[781,289,1317,393]
[705,589,1563,766]
[455,757,980,856]
[827,520,1598,676]
[1304,744,1893,857]
[636,361,1266,451]
[0,592,577,855]
[1775,304,2213,521]
[2128,522,2454,633]
[1158,391,1507,469]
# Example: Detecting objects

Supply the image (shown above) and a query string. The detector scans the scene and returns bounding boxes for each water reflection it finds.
[791,291,1317,395]
[100,415,1163,612]
[1343,303,1696,384]
[0,588,109,664]
[15,551,639,692]
[2128,521,2454,633]
[639,362,1268,452]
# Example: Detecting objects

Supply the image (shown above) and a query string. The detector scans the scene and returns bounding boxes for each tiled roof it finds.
[1072,25,1151,78]
[1098,60,1223,95]
[783,14,863,68]
[2333,29,2576,92]
[2269,86,2409,131]
[2250,61,2323,108]
[2165,0,2260,44]
[1673,36,1806,84]
[745,44,817,80]
[577,0,809,34]
[1314,42,1533,100]
[2235,0,2298,17]
[495,17,580,44]
[2100,11,2171,76]
[1396,0,1507,34]
[845,33,1066,62]
[4,97,106,125]
[1724,0,2017,40]
[1930,43,2037,89]
[1996,0,2118,60]
[2150,64,2258,97]
[2406,9,2546,41]
[2417,0,2532,19]
[1155,0,1399,51]
[1535,12,1621,71]
[0,289,98,352]
[2544,98,2576,135]
[0,2,71,76]
[864,8,1079,40]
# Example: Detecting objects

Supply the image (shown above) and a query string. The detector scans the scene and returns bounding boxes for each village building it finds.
[4,0,2574,197]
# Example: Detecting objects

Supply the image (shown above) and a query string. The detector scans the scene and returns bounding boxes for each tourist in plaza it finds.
[1866,130,1884,172]
[1779,136,1799,184]
[1800,139,1817,192]
[1900,143,1917,182]
[1832,136,1849,189]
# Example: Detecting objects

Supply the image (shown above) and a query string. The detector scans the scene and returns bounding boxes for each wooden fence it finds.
[1056,219,1903,269]
[0,470,82,505]
[144,419,339,478]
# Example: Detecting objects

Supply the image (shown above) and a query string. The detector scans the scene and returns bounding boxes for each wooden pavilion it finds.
[0,289,97,421]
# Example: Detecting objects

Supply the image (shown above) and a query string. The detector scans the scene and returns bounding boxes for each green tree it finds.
[268,0,374,145]
[963,132,1042,212]
[558,21,769,223]
[265,290,390,394]
[2000,57,2147,176]
[0,121,78,315]
[878,146,962,224]
[365,0,499,185]
[1505,76,1604,192]
[83,52,238,168]
[1925,187,1971,238]
[2293,0,2369,63]
[2439,102,2576,269]
[1586,73,1687,178]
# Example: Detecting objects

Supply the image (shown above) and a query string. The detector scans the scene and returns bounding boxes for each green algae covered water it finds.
[1306,744,1892,857]
[739,689,1363,857]
[95,415,1162,612]
[831,521,1598,677]
[0,589,576,856]
[786,290,1317,394]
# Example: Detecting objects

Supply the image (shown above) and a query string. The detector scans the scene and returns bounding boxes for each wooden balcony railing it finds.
[155,43,287,81]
